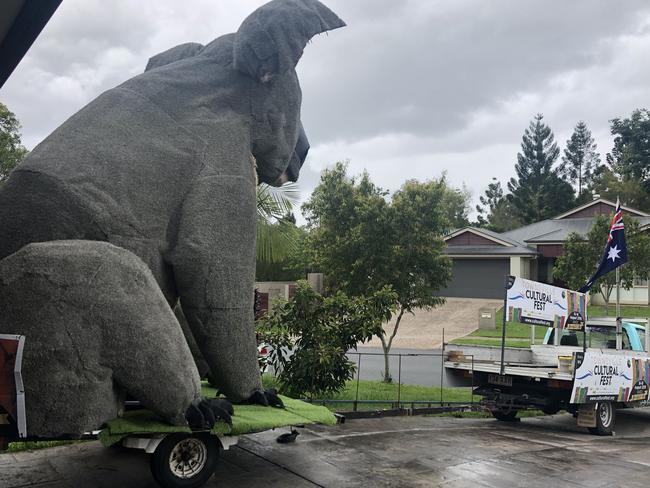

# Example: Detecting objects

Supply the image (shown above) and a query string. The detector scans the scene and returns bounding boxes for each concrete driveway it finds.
[4,408,650,487]
[361,298,501,349]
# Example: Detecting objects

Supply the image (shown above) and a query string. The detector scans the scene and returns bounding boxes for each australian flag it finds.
[579,199,628,293]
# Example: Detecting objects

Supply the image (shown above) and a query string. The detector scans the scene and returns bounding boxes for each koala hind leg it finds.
[0,240,202,437]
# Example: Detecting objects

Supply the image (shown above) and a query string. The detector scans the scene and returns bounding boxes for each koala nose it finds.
[272,172,290,187]
[287,126,310,182]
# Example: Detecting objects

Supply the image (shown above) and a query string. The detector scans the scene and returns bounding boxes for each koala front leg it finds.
[171,173,265,402]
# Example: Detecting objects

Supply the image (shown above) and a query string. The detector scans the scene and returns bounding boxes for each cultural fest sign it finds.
[571,351,650,403]
[506,277,587,330]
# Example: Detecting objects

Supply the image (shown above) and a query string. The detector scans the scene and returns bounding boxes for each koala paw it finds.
[245,389,284,408]
[185,398,234,430]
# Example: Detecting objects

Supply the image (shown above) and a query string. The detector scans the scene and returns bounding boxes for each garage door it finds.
[440,259,509,299]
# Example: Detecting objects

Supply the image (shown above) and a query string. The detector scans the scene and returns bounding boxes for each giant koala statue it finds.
[0,0,345,437]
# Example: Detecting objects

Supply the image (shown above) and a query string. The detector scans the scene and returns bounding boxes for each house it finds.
[442,198,650,305]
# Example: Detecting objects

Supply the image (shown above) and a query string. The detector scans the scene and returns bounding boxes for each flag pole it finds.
[616,266,621,318]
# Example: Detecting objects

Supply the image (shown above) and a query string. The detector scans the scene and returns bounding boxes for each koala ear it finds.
[233,0,345,82]
[145,42,204,72]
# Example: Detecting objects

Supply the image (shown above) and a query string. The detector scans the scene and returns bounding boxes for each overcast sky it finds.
[3,0,650,223]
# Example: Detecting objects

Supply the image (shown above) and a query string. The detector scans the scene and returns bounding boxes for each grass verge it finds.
[454,304,650,348]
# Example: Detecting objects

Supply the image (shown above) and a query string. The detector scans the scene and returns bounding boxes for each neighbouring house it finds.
[442,198,650,305]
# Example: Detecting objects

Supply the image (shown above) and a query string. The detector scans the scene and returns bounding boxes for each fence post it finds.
[354,352,362,412]
[397,354,402,408]
[440,332,445,405]
[471,354,474,405]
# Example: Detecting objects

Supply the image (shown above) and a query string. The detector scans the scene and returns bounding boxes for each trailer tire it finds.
[491,409,518,422]
[588,401,615,436]
[150,433,219,488]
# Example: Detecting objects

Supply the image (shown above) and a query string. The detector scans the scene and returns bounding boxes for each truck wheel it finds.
[542,405,561,415]
[491,409,518,422]
[588,401,615,436]
[150,433,219,488]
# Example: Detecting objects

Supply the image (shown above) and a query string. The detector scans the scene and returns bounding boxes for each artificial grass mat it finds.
[98,385,336,447]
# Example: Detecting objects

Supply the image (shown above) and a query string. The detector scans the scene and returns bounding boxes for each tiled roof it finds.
[503,216,650,243]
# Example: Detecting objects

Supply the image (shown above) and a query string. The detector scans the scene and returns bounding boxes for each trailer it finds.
[444,277,650,436]
[0,334,339,488]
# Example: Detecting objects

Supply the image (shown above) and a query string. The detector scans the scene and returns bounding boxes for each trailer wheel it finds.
[150,433,219,488]
[491,409,518,422]
[588,401,615,436]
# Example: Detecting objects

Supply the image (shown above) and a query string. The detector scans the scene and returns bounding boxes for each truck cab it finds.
[543,318,647,352]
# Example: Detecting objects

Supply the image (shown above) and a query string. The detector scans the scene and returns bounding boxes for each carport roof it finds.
[0,0,62,88]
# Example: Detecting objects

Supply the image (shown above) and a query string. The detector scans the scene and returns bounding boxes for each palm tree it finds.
[256,182,300,263]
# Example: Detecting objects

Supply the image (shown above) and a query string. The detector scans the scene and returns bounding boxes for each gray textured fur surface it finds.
[0,0,344,437]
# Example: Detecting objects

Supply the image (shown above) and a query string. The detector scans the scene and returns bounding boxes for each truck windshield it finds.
[587,326,631,350]
[635,326,646,349]
[547,326,632,350]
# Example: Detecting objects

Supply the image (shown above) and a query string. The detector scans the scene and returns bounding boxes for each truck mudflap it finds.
[0,334,26,446]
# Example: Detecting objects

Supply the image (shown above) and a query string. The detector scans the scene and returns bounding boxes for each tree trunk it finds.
[600,285,613,316]
[379,307,406,383]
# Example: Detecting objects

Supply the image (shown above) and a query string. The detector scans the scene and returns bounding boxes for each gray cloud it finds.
[2,0,650,224]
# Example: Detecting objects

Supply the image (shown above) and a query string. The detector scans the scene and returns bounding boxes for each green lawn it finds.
[589,304,650,318]
[452,304,650,348]
[263,375,473,411]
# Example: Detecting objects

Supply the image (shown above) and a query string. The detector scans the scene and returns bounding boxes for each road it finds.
[5,408,650,487]
[349,347,445,386]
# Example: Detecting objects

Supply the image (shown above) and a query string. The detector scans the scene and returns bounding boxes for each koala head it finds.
[145,0,344,187]
[233,0,345,186]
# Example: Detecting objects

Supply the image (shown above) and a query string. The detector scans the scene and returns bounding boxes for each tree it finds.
[0,102,28,182]
[553,215,650,313]
[257,281,397,398]
[256,182,300,264]
[303,163,453,381]
[558,121,601,199]
[590,109,650,210]
[507,114,575,224]
[438,172,471,229]
[475,178,521,232]
[256,226,311,281]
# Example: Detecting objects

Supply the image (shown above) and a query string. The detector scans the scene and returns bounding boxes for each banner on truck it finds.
[506,277,587,330]
[571,351,650,403]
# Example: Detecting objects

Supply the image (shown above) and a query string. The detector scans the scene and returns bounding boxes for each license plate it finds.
[488,374,513,387]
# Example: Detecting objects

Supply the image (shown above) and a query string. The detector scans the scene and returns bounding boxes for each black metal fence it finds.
[304,351,480,418]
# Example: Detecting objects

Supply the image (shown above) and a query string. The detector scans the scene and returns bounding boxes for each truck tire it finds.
[150,433,220,488]
[542,404,561,415]
[491,409,518,422]
[588,401,615,436]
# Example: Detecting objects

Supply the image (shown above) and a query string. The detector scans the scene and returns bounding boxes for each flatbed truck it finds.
[445,318,650,435]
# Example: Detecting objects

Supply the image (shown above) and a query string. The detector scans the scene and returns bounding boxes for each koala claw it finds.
[185,397,234,429]
[244,389,284,408]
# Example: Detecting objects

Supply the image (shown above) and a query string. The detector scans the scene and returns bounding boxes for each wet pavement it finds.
[3,408,650,487]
